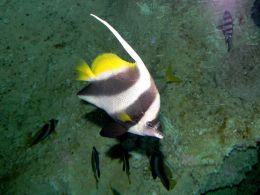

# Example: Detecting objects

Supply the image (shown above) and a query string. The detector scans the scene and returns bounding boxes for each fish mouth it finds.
[154,122,163,139]
[155,130,163,139]
[143,129,163,139]
[149,124,164,139]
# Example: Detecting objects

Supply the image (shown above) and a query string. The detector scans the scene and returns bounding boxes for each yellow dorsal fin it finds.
[76,60,96,81]
[117,112,132,122]
[91,53,135,76]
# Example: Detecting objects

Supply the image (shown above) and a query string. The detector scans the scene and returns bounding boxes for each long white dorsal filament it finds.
[90,14,145,67]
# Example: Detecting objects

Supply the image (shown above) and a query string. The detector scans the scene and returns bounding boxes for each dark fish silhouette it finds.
[106,143,131,184]
[150,151,176,191]
[91,146,100,188]
[30,119,58,146]
[106,133,172,187]
[122,149,131,184]
[221,10,233,52]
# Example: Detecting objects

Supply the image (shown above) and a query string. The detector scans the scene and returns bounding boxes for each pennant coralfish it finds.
[76,14,163,139]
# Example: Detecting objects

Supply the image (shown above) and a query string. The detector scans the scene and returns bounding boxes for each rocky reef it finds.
[0,0,259,194]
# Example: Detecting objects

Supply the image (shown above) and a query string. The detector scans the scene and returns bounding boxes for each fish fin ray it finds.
[76,59,96,81]
[90,14,145,66]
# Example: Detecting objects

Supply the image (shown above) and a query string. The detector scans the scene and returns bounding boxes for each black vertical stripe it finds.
[113,78,159,127]
[77,67,140,96]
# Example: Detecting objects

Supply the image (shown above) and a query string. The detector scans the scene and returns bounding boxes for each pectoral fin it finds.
[117,112,132,122]
[100,123,128,138]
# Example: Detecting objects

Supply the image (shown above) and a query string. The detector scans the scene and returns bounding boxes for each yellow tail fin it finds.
[76,60,96,81]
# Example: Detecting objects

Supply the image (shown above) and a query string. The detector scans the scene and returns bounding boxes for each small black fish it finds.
[150,151,176,191]
[221,10,233,52]
[122,149,131,184]
[91,146,100,188]
[30,119,58,146]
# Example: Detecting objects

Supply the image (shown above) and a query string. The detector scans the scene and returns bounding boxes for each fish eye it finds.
[146,122,153,128]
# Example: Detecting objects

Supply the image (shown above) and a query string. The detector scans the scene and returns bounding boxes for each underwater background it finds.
[0,0,259,194]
